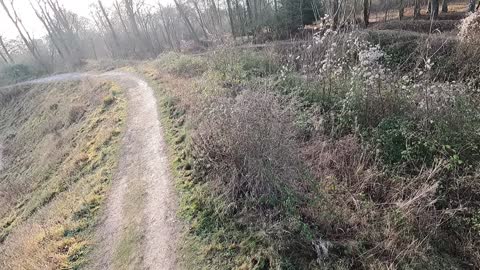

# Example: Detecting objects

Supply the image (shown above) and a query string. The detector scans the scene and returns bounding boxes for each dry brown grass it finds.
[192,90,303,210]
[301,135,471,268]
[0,80,125,269]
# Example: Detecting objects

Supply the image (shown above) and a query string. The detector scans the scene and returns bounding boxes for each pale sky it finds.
[0,0,172,39]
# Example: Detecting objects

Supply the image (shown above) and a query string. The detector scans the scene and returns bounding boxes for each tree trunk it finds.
[431,0,439,19]
[441,0,448,13]
[363,0,369,27]
[399,0,404,20]
[98,0,121,50]
[0,50,8,64]
[332,0,339,30]
[226,0,236,38]
[159,8,175,50]
[468,0,475,12]
[192,0,209,39]
[124,0,146,55]
[0,0,48,70]
[0,36,14,63]
[246,0,253,25]
[414,0,421,18]
[173,0,201,43]
[33,8,66,60]
[234,0,246,37]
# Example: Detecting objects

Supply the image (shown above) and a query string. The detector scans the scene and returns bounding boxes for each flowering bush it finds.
[459,11,480,44]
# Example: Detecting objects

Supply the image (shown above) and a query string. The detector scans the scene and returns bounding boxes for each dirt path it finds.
[4,72,179,269]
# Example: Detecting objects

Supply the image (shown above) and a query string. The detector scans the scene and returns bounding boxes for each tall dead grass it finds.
[301,135,472,268]
[192,90,303,211]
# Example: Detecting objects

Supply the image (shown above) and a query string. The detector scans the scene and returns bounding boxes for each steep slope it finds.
[0,79,126,269]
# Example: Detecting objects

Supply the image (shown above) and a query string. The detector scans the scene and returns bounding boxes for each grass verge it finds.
[0,80,126,269]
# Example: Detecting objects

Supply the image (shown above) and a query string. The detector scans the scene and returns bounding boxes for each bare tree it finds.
[414,0,421,18]
[0,36,14,63]
[441,0,448,13]
[98,0,121,52]
[0,0,48,70]
[431,0,439,19]
[0,50,8,64]
[332,0,340,29]
[468,0,476,12]
[191,0,209,39]
[174,0,201,43]
[399,0,404,20]
[226,0,236,38]
[124,0,148,55]
[363,0,369,27]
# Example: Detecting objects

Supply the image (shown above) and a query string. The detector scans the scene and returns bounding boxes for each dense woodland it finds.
[0,0,478,74]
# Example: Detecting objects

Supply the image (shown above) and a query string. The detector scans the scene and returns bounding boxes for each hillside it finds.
[0,79,125,269]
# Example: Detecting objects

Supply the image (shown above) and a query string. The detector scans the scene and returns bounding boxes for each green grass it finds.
[112,174,146,270]
[0,80,126,269]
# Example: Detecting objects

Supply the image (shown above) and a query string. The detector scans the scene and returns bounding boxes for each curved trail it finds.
[5,72,179,269]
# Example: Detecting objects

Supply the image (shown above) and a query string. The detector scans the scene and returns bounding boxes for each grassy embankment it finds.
[0,79,125,269]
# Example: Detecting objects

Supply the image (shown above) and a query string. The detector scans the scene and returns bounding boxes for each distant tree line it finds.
[0,0,476,71]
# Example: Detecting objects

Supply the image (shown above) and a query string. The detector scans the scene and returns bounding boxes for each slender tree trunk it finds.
[234,0,246,36]
[90,38,98,60]
[441,0,448,12]
[159,9,175,50]
[192,0,209,39]
[0,36,14,63]
[246,0,253,24]
[173,0,201,43]
[414,0,421,18]
[363,0,369,27]
[124,0,146,55]
[384,0,389,22]
[98,0,121,50]
[32,2,67,61]
[431,0,439,19]
[468,0,475,12]
[399,0,404,20]
[332,0,339,30]
[0,50,8,64]
[226,0,236,38]
[0,0,48,70]
[210,0,221,29]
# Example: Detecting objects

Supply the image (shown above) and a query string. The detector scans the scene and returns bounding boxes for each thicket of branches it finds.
[0,0,477,72]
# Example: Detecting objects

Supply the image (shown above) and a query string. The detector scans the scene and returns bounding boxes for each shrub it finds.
[459,11,480,45]
[301,136,470,268]
[156,52,208,77]
[0,64,35,84]
[210,50,279,84]
[192,90,303,211]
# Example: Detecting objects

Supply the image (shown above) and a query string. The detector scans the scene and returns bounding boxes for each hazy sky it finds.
[0,0,172,39]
